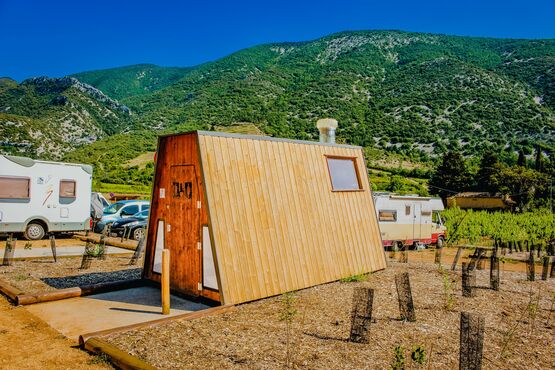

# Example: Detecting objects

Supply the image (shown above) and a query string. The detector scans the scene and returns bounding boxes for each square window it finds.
[0,176,30,199]
[60,180,76,198]
[326,157,363,191]
[405,205,411,215]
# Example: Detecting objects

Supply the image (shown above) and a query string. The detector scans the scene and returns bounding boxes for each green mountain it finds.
[70,64,192,100]
[2,30,555,188]
[0,76,132,159]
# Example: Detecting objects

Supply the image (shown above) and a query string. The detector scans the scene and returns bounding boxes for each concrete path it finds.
[12,245,132,259]
[26,286,208,341]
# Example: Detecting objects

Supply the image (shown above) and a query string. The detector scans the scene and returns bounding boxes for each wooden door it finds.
[167,164,201,296]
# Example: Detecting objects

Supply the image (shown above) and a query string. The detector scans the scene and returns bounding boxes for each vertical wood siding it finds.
[198,134,386,305]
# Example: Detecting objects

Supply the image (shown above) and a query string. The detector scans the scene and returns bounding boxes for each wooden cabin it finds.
[446,192,516,210]
[143,130,387,305]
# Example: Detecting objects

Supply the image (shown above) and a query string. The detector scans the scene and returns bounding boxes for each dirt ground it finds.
[0,255,142,294]
[107,261,555,369]
[0,298,111,370]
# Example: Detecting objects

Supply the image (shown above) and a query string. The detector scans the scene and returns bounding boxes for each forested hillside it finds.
[0,76,132,158]
[2,30,554,188]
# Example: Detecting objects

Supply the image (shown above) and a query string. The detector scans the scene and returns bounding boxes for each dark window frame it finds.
[59,179,77,199]
[378,210,397,222]
[325,155,364,192]
[0,176,31,199]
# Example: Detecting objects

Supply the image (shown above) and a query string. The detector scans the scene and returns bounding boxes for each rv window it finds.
[59,180,76,198]
[326,157,362,191]
[378,210,397,222]
[0,177,30,199]
[405,205,411,215]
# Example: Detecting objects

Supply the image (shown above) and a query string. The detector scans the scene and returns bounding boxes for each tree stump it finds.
[527,251,535,281]
[50,235,57,262]
[349,287,374,343]
[541,256,550,281]
[462,263,476,298]
[2,236,16,266]
[459,312,484,370]
[395,272,416,322]
[490,249,500,291]
[452,247,462,271]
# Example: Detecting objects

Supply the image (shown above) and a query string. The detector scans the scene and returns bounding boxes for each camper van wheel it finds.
[24,222,45,240]
[132,228,144,241]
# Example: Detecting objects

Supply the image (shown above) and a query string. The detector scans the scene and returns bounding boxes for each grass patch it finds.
[340,273,368,283]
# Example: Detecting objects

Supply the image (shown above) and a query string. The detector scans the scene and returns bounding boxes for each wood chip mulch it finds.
[107,261,555,369]
[0,256,142,294]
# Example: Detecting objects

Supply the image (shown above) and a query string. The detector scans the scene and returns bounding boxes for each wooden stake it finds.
[162,249,170,315]
[2,235,15,266]
[395,272,416,322]
[541,256,549,281]
[459,312,484,370]
[50,235,57,262]
[462,263,476,298]
[490,248,499,291]
[129,230,146,265]
[551,257,555,279]
[435,246,443,265]
[527,251,535,281]
[452,247,462,271]
[349,287,374,343]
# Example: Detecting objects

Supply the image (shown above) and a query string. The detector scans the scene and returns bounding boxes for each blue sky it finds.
[1,0,554,81]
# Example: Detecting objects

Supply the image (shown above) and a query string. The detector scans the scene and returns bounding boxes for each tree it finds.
[429,151,472,199]
[534,144,544,172]
[387,175,404,192]
[517,150,526,167]
[475,150,502,194]
[492,166,548,211]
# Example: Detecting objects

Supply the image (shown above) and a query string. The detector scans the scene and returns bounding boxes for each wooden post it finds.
[462,263,476,298]
[489,248,499,291]
[349,287,374,343]
[395,272,416,322]
[537,242,542,258]
[541,256,549,281]
[527,251,535,281]
[129,230,146,266]
[390,243,398,260]
[459,312,484,370]
[435,246,443,265]
[2,235,15,266]
[452,247,462,271]
[99,229,107,260]
[551,257,555,279]
[162,249,170,315]
[50,235,57,262]
[400,245,408,263]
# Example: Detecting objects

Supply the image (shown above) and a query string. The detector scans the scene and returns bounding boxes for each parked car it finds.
[110,209,149,240]
[94,200,149,233]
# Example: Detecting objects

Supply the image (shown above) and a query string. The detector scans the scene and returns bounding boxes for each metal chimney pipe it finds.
[316,118,338,144]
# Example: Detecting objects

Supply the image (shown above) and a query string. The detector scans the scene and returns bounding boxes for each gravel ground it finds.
[107,261,555,369]
[0,255,142,294]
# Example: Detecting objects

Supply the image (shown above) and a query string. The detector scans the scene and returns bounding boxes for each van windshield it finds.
[104,203,125,215]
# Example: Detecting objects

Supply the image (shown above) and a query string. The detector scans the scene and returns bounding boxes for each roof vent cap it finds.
[316,118,338,144]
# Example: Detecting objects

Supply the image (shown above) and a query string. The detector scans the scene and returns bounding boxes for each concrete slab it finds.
[25,286,208,341]
[13,245,132,259]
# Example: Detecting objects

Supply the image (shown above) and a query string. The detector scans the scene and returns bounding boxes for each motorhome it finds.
[0,155,93,240]
[374,193,446,249]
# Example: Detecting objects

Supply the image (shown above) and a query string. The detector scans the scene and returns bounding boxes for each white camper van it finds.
[0,155,93,240]
[374,193,447,249]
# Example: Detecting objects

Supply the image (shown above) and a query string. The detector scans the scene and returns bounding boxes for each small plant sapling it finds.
[391,345,406,370]
[279,292,299,369]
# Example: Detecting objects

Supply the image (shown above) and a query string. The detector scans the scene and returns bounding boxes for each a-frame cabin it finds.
[143,130,386,305]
